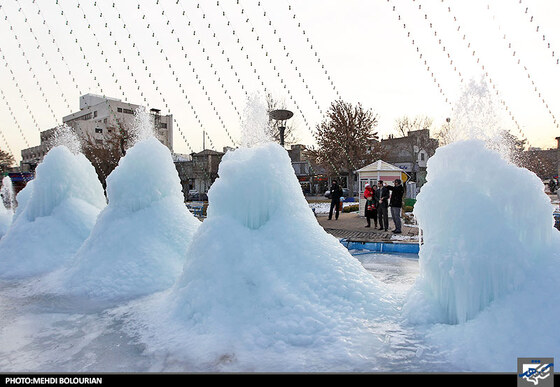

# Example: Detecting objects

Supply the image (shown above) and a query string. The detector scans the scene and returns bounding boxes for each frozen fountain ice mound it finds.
[56,137,200,301]
[0,146,106,279]
[125,142,397,371]
[0,176,15,238]
[0,201,12,239]
[405,139,557,324]
[208,143,297,229]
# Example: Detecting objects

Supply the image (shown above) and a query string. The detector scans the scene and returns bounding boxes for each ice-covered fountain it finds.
[402,78,560,370]
[45,108,201,302]
[116,94,398,371]
[0,82,558,373]
[0,126,106,279]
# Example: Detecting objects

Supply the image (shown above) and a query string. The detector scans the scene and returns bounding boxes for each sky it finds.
[1,0,559,163]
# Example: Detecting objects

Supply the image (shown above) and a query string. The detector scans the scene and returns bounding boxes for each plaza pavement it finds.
[315,210,420,244]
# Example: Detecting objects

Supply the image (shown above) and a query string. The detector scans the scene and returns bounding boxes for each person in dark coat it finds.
[363,183,377,228]
[387,178,404,233]
[328,180,343,220]
[377,180,389,231]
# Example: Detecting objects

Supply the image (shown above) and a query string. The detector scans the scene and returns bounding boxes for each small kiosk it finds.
[356,160,408,216]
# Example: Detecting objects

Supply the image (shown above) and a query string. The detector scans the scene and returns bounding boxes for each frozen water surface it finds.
[0,252,458,373]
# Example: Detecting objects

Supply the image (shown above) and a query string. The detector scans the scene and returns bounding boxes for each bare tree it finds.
[520,148,557,179]
[80,123,129,189]
[307,100,382,188]
[387,115,439,183]
[392,115,438,154]
[434,118,454,147]
[394,115,434,137]
[487,129,527,165]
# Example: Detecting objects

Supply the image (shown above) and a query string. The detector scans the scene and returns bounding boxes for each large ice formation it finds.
[53,137,200,301]
[124,142,396,371]
[0,146,106,279]
[405,139,558,324]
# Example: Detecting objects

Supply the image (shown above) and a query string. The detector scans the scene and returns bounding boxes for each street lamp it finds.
[269,109,293,146]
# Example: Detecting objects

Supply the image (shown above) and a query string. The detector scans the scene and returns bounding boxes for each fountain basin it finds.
[341,238,420,255]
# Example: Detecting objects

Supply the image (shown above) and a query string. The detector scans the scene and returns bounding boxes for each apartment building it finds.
[21,94,173,171]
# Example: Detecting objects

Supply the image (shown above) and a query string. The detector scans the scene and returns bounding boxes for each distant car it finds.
[324,188,350,199]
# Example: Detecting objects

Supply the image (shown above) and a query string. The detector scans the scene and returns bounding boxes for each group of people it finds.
[327,179,404,234]
[363,179,404,233]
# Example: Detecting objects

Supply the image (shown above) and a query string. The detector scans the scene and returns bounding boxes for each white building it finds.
[63,94,173,150]
[21,94,173,170]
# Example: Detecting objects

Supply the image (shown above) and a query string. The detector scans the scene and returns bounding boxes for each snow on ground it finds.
[390,234,419,242]
[308,201,357,214]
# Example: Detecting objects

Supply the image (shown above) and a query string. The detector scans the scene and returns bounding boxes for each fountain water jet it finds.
[0,176,14,238]
[239,92,272,148]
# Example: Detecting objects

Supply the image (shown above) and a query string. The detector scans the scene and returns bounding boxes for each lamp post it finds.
[269,109,293,147]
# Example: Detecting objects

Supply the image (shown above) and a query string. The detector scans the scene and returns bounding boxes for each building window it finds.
[95,128,103,134]
[360,179,377,193]
[160,123,167,128]
[420,152,425,161]
[122,108,134,114]
[93,111,98,118]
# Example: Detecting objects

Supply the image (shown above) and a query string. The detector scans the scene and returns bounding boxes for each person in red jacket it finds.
[363,183,377,228]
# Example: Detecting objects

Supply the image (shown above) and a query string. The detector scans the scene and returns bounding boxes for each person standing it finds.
[387,178,404,234]
[363,183,377,228]
[328,180,343,220]
[377,180,389,231]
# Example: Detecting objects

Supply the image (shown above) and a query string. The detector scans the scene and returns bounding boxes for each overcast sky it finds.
[1,0,559,162]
